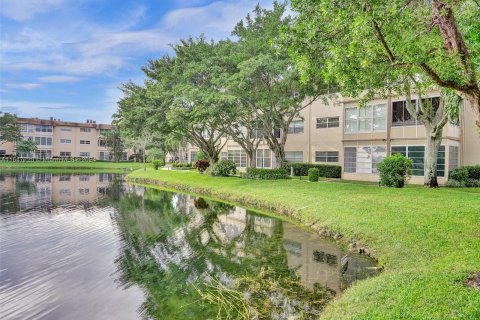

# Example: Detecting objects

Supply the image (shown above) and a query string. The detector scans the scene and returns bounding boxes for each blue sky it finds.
[0,0,272,123]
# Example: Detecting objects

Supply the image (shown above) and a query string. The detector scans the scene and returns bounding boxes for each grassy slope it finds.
[0,161,145,171]
[128,169,480,320]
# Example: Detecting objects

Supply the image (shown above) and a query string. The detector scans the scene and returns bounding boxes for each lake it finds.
[0,172,378,319]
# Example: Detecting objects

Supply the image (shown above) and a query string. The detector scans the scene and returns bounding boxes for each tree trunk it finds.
[273,146,285,169]
[247,149,256,168]
[424,131,442,188]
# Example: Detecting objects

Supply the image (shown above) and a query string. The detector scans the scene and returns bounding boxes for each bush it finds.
[242,168,289,180]
[283,163,341,178]
[196,150,207,161]
[172,162,193,168]
[447,165,480,187]
[209,160,237,177]
[449,167,469,183]
[377,153,413,188]
[152,160,163,170]
[194,159,210,173]
[308,168,320,182]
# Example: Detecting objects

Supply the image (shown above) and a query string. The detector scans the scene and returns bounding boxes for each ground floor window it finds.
[99,151,111,161]
[17,151,33,158]
[315,151,339,163]
[391,145,445,177]
[0,150,6,155]
[343,146,386,174]
[35,150,52,159]
[190,151,197,163]
[256,149,272,168]
[227,149,247,167]
[60,151,71,157]
[448,146,459,174]
[285,151,303,163]
[79,152,90,157]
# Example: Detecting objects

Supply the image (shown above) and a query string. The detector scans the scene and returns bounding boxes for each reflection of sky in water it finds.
[0,173,144,320]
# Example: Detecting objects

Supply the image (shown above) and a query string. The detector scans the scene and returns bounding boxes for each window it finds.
[80,128,91,132]
[344,104,387,133]
[35,125,52,133]
[256,149,271,168]
[343,146,386,174]
[35,137,52,146]
[448,146,459,174]
[391,145,445,176]
[60,151,71,157]
[35,150,52,159]
[79,175,90,181]
[285,151,303,163]
[220,152,227,161]
[79,188,90,195]
[59,175,71,181]
[392,100,416,126]
[60,127,72,132]
[316,117,340,129]
[60,139,71,144]
[80,140,90,145]
[99,152,111,161]
[288,120,304,134]
[315,151,339,163]
[190,151,197,162]
[59,189,71,195]
[273,129,281,139]
[20,124,34,132]
[0,150,6,155]
[227,149,247,168]
[79,152,90,157]
[249,129,265,139]
[98,139,107,147]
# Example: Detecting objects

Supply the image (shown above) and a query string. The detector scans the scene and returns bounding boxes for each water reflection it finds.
[0,172,379,320]
[115,187,379,319]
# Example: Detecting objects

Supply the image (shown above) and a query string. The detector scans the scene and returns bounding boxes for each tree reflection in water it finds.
[114,188,334,320]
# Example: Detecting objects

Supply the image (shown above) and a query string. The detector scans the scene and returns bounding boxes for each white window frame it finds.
[344,104,387,133]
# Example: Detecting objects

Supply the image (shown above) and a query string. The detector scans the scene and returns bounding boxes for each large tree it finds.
[231,3,322,168]
[0,112,22,145]
[288,0,474,186]
[102,128,124,162]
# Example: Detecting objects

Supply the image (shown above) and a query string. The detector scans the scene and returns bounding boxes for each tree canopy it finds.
[0,112,22,144]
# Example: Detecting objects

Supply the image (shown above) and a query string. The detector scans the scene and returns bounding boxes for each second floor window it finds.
[35,137,52,146]
[345,104,387,133]
[80,140,90,145]
[80,128,91,132]
[35,125,52,133]
[288,120,304,134]
[60,139,71,144]
[317,117,339,128]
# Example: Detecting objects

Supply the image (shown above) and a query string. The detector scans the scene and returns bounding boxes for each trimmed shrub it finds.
[152,160,163,170]
[242,168,289,180]
[308,168,320,182]
[283,163,341,178]
[210,160,237,177]
[377,153,413,188]
[172,162,193,168]
[194,160,210,173]
[449,167,468,183]
[447,165,480,187]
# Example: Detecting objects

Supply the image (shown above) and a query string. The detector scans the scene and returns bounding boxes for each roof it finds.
[16,117,114,129]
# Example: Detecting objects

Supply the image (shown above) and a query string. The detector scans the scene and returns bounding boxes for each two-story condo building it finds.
[0,117,132,161]
[186,91,480,184]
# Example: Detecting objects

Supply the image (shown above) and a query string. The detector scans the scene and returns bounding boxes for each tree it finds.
[231,3,322,168]
[102,128,124,162]
[16,139,37,157]
[124,130,156,172]
[288,0,473,186]
[0,112,22,144]
[289,0,480,127]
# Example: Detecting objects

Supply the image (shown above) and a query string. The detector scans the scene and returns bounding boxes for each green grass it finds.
[0,160,145,171]
[127,168,480,320]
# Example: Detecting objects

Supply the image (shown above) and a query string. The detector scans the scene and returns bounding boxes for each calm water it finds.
[0,172,379,319]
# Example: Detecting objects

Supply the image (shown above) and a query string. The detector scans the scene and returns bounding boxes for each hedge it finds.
[447,165,480,187]
[283,163,341,178]
[242,168,289,180]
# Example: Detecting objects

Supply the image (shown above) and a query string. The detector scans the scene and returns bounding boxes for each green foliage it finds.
[283,163,341,178]
[146,147,164,162]
[377,154,413,188]
[152,160,164,170]
[209,160,237,177]
[194,160,210,173]
[242,168,289,180]
[15,139,38,154]
[195,150,207,161]
[307,168,319,182]
[102,128,124,162]
[172,162,193,169]
[447,165,480,187]
[0,112,22,144]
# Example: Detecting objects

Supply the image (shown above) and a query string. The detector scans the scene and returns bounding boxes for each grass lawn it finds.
[0,160,145,172]
[128,168,480,320]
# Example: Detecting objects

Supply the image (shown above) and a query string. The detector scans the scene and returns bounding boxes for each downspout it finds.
[386,90,392,156]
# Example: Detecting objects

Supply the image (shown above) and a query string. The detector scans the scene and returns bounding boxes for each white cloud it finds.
[4,83,42,90]
[0,0,66,21]
[38,75,81,83]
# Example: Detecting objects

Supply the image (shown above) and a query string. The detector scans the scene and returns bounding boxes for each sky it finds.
[0,0,272,124]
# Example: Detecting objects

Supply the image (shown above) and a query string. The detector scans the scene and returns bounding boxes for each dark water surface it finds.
[0,172,378,319]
